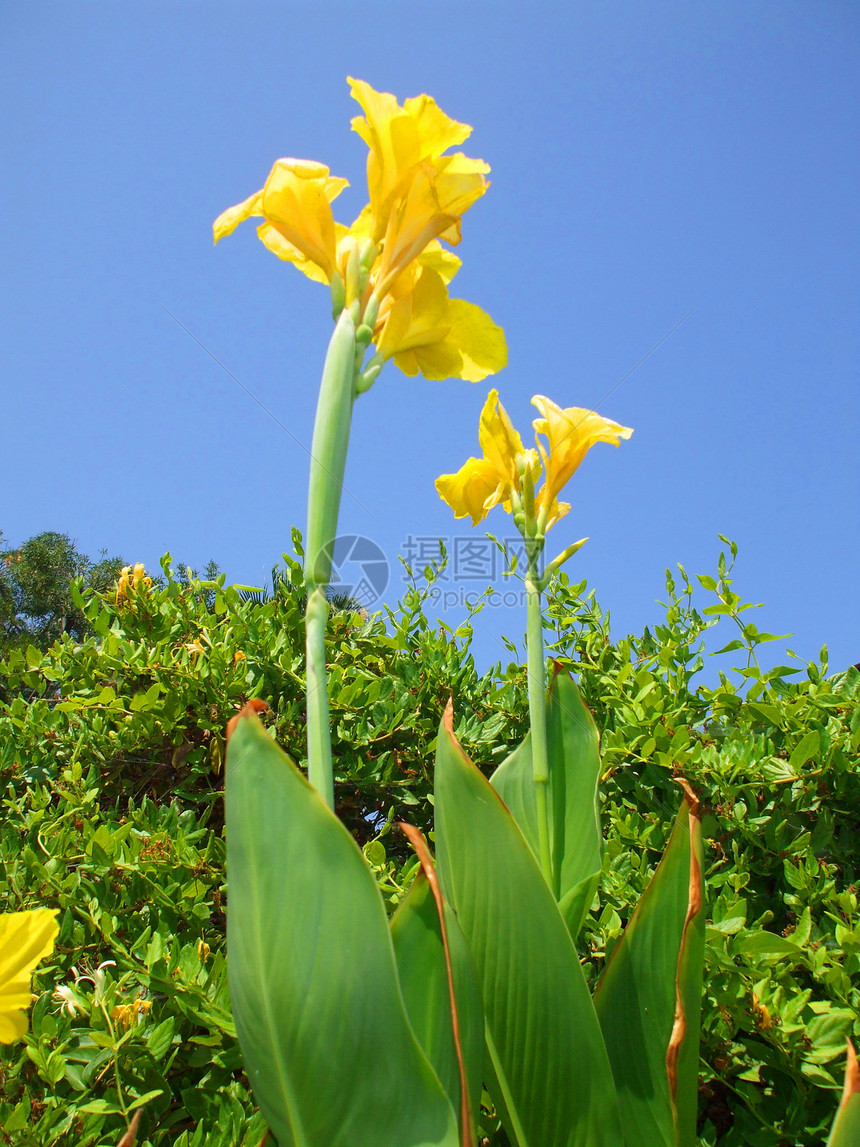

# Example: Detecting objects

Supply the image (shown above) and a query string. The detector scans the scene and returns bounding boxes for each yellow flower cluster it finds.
[0,909,58,1044]
[111,998,152,1029]
[214,79,507,384]
[115,563,152,603]
[436,390,633,534]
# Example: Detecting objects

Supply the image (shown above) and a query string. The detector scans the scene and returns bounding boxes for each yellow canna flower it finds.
[214,159,349,283]
[437,391,632,533]
[214,80,505,384]
[0,909,59,1043]
[436,390,537,525]
[374,265,506,382]
[347,77,474,243]
[531,396,634,527]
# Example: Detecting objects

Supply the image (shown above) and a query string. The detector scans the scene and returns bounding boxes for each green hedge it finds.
[1,540,857,1145]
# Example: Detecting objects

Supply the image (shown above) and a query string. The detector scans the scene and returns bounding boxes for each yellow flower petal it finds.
[444,300,507,382]
[214,159,348,282]
[260,159,348,281]
[213,191,263,244]
[479,389,524,487]
[376,268,506,382]
[417,240,462,285]
[0,909,59,1044]
[531,396,634,517]
[435,457,503,526]
[348,77,472,241]
[375,158,489,295]
[257,222,331,284]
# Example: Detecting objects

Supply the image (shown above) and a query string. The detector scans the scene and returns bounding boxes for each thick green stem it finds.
[305,585,333,808]
[304,309,357,810]
[525,566,553,887]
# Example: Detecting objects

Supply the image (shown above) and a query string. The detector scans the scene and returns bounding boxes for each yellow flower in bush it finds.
[214,79,506,383]
[111,998,152,1029]
[436,390,633,532]
[115,563,152,604]
[0,909,58,1043]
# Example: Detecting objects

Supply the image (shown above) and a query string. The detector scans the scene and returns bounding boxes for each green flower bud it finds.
[329,271,345,319]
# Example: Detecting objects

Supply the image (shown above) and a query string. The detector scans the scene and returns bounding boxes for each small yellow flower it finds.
[111,998,152,1030]
[214,79,506,384]
[436,391,632,533]
[0,909,59,1043]
[115,567,131,603]
[197,940,211,963]
[116,563,151,603]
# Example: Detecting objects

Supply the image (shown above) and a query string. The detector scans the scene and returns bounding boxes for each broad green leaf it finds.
[391,829,484,1147]
[733,932,803,958]
[226,710,458,1147]
[789,729,821,771]
[827,1043,860,1147]
[434,703,623,1147]
[593,792,705,1147]
[491,669,601,937]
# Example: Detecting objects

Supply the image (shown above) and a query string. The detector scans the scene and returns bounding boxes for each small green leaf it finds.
[734,932,803,958]
[789,729,820,771]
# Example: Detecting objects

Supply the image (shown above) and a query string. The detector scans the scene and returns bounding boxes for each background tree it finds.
[0,530,125,655]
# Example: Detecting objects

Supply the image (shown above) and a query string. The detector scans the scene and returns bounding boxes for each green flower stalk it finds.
[436,389,633,886]
[213,78,507,807]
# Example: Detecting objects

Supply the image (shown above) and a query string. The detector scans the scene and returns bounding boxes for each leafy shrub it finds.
[1,539,857,1145]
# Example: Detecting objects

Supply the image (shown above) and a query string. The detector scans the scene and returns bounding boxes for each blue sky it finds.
[2,2,857,678]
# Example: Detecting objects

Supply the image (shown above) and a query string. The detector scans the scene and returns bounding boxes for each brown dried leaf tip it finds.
[842,1040,860,1108]
[226,698,270,742]
[116,1110,142,1147]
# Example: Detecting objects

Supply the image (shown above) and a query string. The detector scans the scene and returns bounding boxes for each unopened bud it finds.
[362,292,380,332]
[355,323,374,350]
[356,359,383,395]
[346,243,362,304]
[359,238,377,272]
[330,272,346,318]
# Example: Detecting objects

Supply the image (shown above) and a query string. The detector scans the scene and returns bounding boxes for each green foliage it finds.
[1,538,857,1144]
[225,713,460,1147]
[0,531,125,660]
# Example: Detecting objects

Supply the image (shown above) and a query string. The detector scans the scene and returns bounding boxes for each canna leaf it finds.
[826,1042,860,1147]
[434,702,623,1147]
[391,826,484,1147]
[226,708,458,1147]
[592,786,705,1147]
[491,667,602,938]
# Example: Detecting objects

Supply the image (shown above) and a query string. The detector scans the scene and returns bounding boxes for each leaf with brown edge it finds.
[225,698,269,742]
[393,824,483,1147]
[592,785,705,1147]
[434,699,623,1147]
[826,1042,860,1147]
